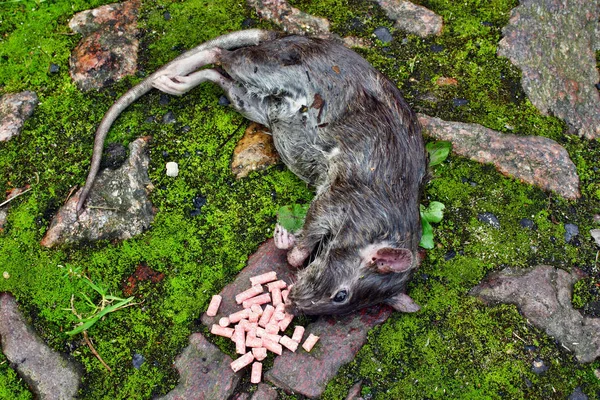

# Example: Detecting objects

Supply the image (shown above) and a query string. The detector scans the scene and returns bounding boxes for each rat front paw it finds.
[274,224,296,250]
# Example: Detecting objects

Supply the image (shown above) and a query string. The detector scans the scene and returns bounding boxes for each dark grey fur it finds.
[79,30,427,316]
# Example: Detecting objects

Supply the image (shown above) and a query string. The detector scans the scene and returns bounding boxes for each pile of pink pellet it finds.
[206,271,319,384]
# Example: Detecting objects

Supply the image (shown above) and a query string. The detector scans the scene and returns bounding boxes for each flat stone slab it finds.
[266,305,391,398]
[41,136,155,247]
[470,265,600,363]
[497,0,600,140]
[0,91,38,142]
[201,238,295,327]
[0,293,81,400]
[156,333,241,400]
[69,0,140,91]
[202,239,392,398]
[375,0,443,37]
[418,114,580,200]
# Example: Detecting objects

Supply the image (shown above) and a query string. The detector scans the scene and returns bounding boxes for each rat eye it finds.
[333,290,348,303]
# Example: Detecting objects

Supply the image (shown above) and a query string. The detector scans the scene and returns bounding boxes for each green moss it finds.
[0,351,33,400]
[0,0,115,93]
[1,0,599,398]
[572,278,600,311]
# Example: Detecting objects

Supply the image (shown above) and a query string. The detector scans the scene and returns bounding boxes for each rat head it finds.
[285,243,420,316]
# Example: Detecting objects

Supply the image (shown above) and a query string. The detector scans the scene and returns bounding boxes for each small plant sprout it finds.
[64,276,136,371]
[419,140,451,249]
[58,264,83,279]
[426,141,452,167]
[66,277,136,336]
[419,202,446,249]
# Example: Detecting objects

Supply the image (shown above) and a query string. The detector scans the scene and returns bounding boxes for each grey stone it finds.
[373,27,393,43]
[266,305,391,399]
[247,0,369,48]
[531,358,548,375]
[564,223,579,243]
[41,137,155,247]
[156,333,241,400]
[0,293,81,400]
[568,386,589,400]
[374,0,443,37]
[470,265,600,363]
[132,353,145,369]
[519,218,536,230]
[478,212,500,229]
[218,95,231,106]
[418,114,581,200]
[497,0,600,139]
[48,63,60,74]
[452,98,468,107]
[162,111,177,124]
[0,91,38,142]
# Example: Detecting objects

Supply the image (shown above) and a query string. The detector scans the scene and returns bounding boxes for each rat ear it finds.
[366,247,414,274]
[388,293,420,313]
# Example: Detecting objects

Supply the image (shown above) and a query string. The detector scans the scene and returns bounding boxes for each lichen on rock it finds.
[41,136,155,247]
[497,0,600,139]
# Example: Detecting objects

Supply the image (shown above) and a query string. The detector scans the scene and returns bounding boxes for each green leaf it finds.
[277,204,309,233]
[419,202,445,249]
[66,317,100,336]
[419,218,434,249]
[80,292,98,310]
[421,202,445,223]
[426,141,452,167]
[93,297,135,320]
[83,278,107,296]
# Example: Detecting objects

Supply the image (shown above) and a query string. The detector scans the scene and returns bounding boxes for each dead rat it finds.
[77,29,427,316]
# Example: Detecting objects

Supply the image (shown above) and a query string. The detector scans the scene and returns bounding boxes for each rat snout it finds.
[284,301,299,316]
[283,285,302,315]
[283,284,310,315]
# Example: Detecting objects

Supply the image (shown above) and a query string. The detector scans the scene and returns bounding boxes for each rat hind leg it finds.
[153,66,270,126]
